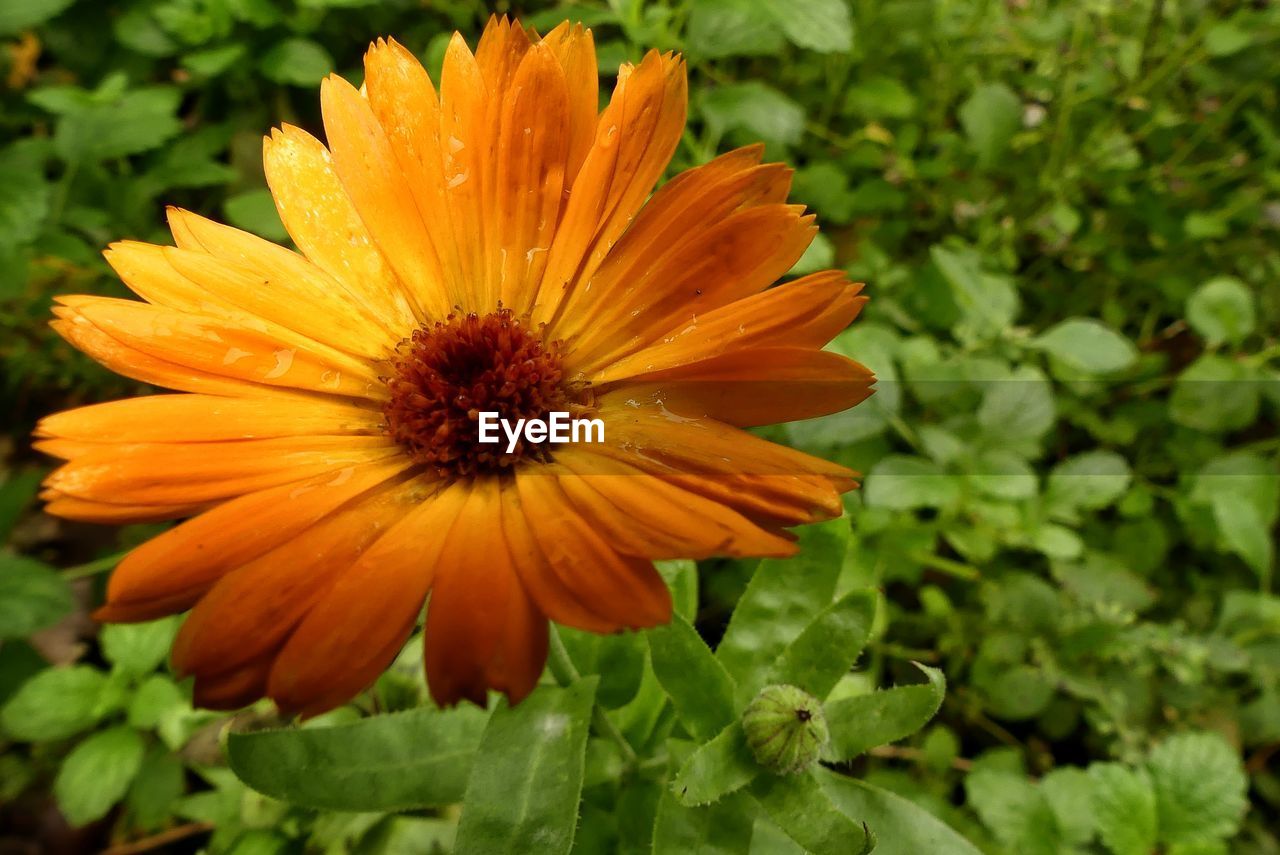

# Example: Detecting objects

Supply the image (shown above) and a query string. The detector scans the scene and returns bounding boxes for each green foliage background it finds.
[2,0,1279,852]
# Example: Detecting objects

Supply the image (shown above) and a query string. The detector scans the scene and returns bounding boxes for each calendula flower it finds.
[36,18,874,714]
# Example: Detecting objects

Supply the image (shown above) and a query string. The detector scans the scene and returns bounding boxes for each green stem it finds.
[908,550,981,581]
[61,550,127,580]
[548,626,640,769]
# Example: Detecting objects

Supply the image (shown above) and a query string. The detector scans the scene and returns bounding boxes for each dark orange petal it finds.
[42,435,399,507]
[424,479,548,706]
[96,460,413,621]
[268,481,470,716]
[531,51,686,325]
[170,475,428,682]
[605,348,876,427]
[515,471,673,629]
[538,22,598,185]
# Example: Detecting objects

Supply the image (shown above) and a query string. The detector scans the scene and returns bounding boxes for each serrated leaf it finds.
[765,0,853,54]
[978,367,1055,444]
[258,37,333,86]
[227,704,488,811]
[673,723,759,806]
[820,771,982,855]
[824,663,945,761]
[930,244,1020,341]
[717,519,849,701]
[101,616,181,676]
[686,0,783,59]
[864,455,960,511]
[958,83,1021,167]
[1033,318,1138,375]
[1170,355,1260,433]
[55,726,146,826]
[966,765,1061,855]
[648,614,737,741]
[1046,451,1132,512]
[1,666,111,741]
[1090,762,1157,855]
[752,770,873,855]
[701,82,806,147]
[0,554,73,639]
[765,589,876,701]
[453,679,597,855]
[1211,492,1273,577]
[1187,277,1256,346]
[1147,732,1248,845]
[653,785,755,855]
[0,0,75,34]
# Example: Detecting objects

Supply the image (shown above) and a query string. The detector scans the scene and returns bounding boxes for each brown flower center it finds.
[383,309,577,478]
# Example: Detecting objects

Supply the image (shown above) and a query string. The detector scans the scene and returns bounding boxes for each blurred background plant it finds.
[2,0,1278,852]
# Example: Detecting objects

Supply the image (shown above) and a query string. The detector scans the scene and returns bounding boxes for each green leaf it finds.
[648,614,737,741]
[686,0,783,59]
[1040,767,1096,846]
[0,145,50,249]
[0,0,75,34]
[863,455,960,511]
[1147,732,1248,845]
[227,705,488,811]
[1032,318,1138,374]
[54,726,146,826]
[1046,450,1132,512]
[765,589,876,700]
[1211,492,1273,577]
[1204,22,1253,57]
[968,449,1038,501]
[453,679,597,855]
[751,771,873,855]
[46,86,183,161]
[819,771,982,855]
[223,189,289,242]
[1,666,111,741]
[966,764,1061,855]
[258,37,334,86]
[1090,762,1158,855]
[101,616,181,676]
[824,663,945,761]
[1170,355,1259,433]
[765,0,853,54]
[701,83,806,147]
[657,559,698,621]
[930,245,1020,341]
[128,675,187,730]
[0,554,73,639]
[978,366,1055,444]
[958,83,1022,167]
[717,519,848,701]
[558,628,646,709]
[673,723,759,806]
[653,785,755,855]
[1186,277,1256,347]
[126,749,186,831]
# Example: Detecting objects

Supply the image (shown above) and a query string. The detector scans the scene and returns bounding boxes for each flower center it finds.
[383,309,573,478]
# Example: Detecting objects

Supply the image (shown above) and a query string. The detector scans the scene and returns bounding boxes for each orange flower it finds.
[35,18,874,715]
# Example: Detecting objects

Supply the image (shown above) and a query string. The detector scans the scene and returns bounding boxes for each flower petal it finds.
[93,460,413,623]
[531,50,686,325]
[53,296,383,400]
[43,435,399,507]
[36,395,380,445]
[171,475,428,681]
[586,272,866,380]
[424,478,548,706]
[538,22,598,186]
[321,73,452,319]
[163,208,397,356]
[268,480,470,717]
[515,470,672,630]
[262,123,416,330]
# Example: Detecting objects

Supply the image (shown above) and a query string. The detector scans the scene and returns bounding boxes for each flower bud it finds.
[741,684,828,775]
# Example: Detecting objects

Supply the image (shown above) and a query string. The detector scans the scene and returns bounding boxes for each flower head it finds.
[36,18,873,715]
